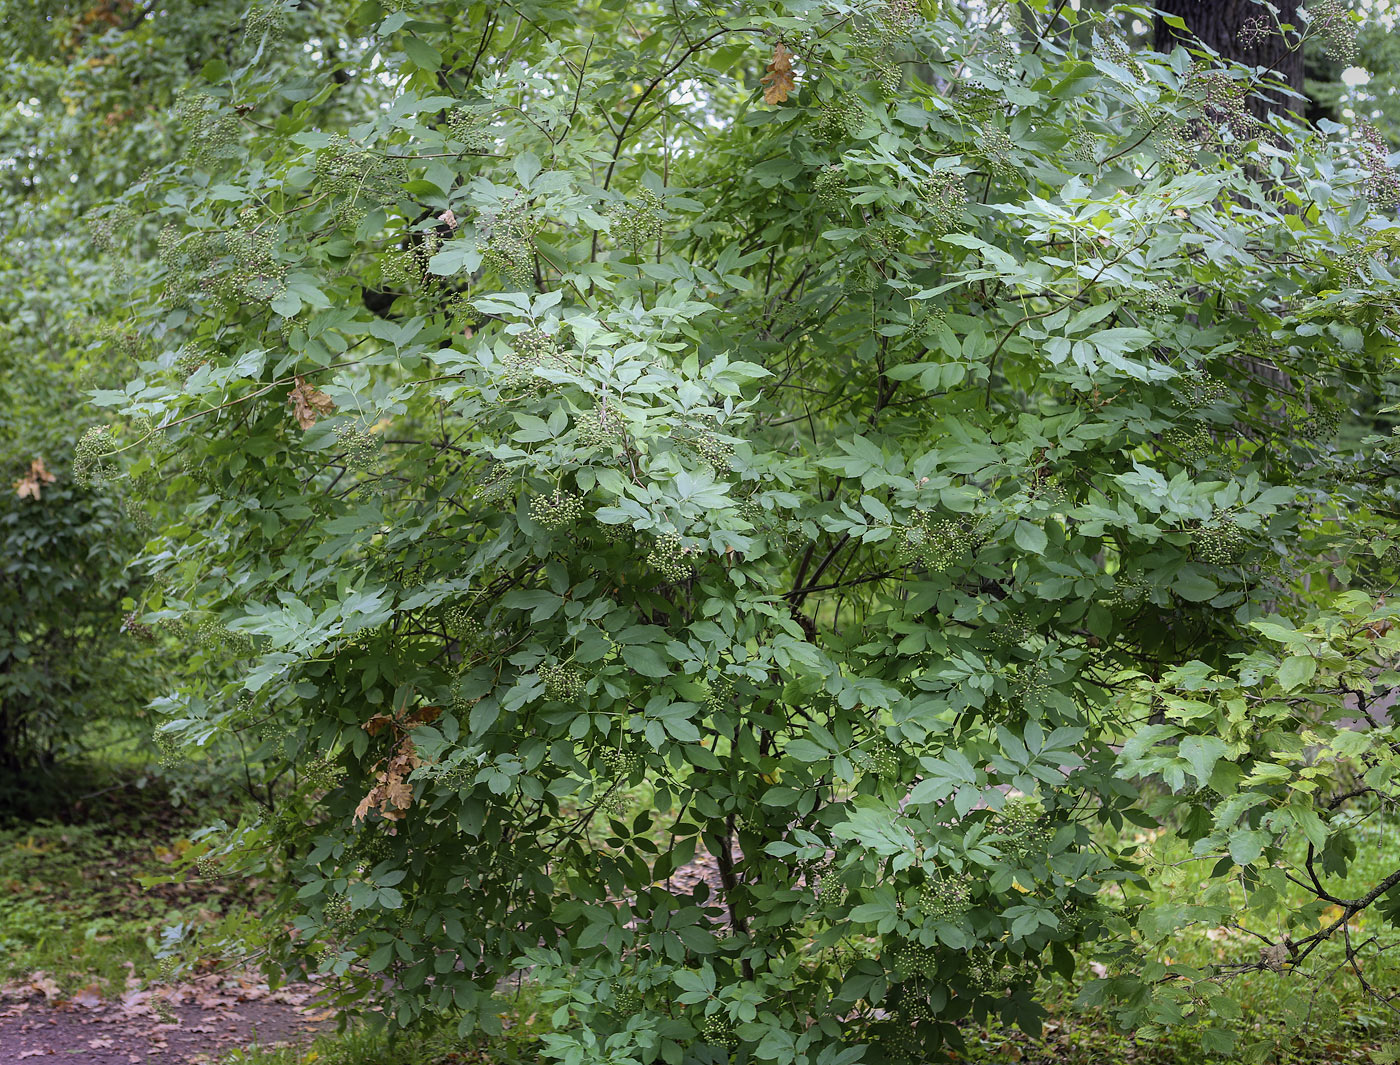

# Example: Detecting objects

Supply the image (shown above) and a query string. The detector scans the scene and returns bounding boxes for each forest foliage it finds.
[5,0,1400,1062]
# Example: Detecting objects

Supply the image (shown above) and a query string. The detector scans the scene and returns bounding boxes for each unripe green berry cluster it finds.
[476,202,537,288]
[1237,13,1271,48]
[1181,375,1237,405]
[857,737,900,780]
[512,327,563,362]
[437,760,473,789]
[1300,398,1342,440]
[919,876,971,921]
[919,169,967,232]
[610,981,642,1013]
[1143,283,1176,316]
[224,221,287,301]
[1194,517,1246,566]
[88,206,133,251]
[446,106,493,152]
[1111,570,1149,606]
[976,125,1014,174]
[683,425,734,468]
[444,606,484,644]
[699,1014,737,1048]
[860,221,902,262]
[501,329,565,390]
[1309,0,1357,63]
[304,753,345,791]
[1164,424,1214,464]
[887,938,938,980]
[1069,124,1099,166]
[350,831,394,870]
[323,893,354,932]
[196,619,253,656]
[817,99,861,140]
[602,743,645,779]
[1357,122,1400,209]
[314,136,406,232]
[895,513,970,573]
[1014,658,1051,704]
[245,4,286,39]
[608,188,665,248]
[123,611,155,640]
[575,407,625,449]
[705,674,735,714]
[813,164,848,210]
[176,89,240,165]
[842,264,877,295]
[1190,69,1254,142]
[74,427,117,487]
[807,857,847,905]
[335,422,379,469]
[894,983,936,1023]
[380,249,421,291]
[996,796,1052,860]
[539,662,586,701]
[852,0,917,64]
[1093,29,1136,70]
[530,488,584,530]
[152,997,178,1025]
[175,343,213,377]
[646,533,695,581]
[991,609,1033,648]
[155,728,181,767]
[477,462,514,503]
[966,953,1013,993]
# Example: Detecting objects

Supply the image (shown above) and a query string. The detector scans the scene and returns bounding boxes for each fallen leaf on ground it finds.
[69,984,104,1009]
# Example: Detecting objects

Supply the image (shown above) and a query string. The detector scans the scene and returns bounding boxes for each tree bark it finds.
[1155,0,1304,120]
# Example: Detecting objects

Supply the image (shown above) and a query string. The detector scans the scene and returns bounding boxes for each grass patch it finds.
[0,775,268,994]
[217,1006,549,1065]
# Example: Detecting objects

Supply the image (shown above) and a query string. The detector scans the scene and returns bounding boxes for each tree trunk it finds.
[1155,0,1304,120]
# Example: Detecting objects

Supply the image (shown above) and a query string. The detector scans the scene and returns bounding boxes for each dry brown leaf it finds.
[761,43,797,104]
[287,375,334,430]
[355,736,423,822]
[69,985,104,1010]
[353,704,443,821]
[363,712,396,737]
[14,457,56,500]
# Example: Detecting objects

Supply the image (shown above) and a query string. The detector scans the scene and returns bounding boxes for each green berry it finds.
[530,489,584,530]
[646,533,695,582]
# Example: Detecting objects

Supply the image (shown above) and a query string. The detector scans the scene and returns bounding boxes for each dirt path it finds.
[0,973,335,1064]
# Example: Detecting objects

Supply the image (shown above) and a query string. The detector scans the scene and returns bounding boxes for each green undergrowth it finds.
[5,771,1396,1064]
[0,774,270,994]
[217,1002,550,1065]
[959,815,1400,1065]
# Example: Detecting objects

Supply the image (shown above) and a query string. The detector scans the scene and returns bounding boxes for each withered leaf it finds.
[354,734,423,823]
[14,457,56,500]
[761,43,797,105]
[287,375,334,430]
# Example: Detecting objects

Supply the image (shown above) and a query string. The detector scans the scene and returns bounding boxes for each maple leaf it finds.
[287,375,334,430]
[14,457,56,500]
[761,43,797,104]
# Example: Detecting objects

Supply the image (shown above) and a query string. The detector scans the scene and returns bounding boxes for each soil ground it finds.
[0,973,335,1064]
